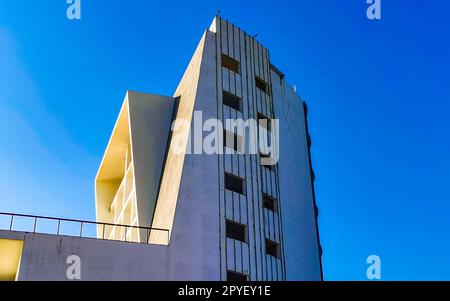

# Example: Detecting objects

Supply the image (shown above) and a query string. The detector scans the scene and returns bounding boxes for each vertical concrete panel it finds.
[277,258,283,281]
[241,195,247,225]
[234,26,240,61]
[271,256,277,281]
[272,68,322,280]
[253,40,260,79]
[235,241,242,272]
[262,48,267,82]
[236,75,242,98]
[221,20,228,56]
[239,155,245,178]
[242,243,249,275]
[226,238,234,270]
[274,213,280,243]
[225,190,233,219]
[215,18,228,281]
[269,169,274,197]
[259,42,264,80]
[230,72,236,95]
[255,233,262,280]
[271,170,277,198]
[233,194,240,223]
[265,92,269,118]
[266,210,272,241]
[225,154,232,174]
[228,22,234,59]
[270,211,276,242]
[222,69,230,92]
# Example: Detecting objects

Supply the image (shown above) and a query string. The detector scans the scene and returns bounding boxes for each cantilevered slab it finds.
[127,91,175,230]
[95,91,174,243]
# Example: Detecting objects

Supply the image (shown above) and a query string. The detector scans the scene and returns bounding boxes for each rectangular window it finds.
[255,76,269,94]
[226,220,247,242]
[263,193,277,212]
[265,239,280,258]
[223,91,242,111]
[225,173,245,195]
[227,270,247,281]
[222,54,240,74]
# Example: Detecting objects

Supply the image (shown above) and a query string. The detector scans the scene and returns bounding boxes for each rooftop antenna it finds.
[216,10,221,17]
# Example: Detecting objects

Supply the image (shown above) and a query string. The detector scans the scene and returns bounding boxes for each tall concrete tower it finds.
[95,16,322,281]
[0,16,322,281]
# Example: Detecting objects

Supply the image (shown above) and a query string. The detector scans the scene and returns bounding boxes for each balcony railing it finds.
[0,212,169,245]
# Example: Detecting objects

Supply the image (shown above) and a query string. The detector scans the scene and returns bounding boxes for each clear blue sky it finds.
[0,1,449,280]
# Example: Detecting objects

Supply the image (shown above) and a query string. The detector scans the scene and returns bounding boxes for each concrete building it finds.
[0,17,322,281]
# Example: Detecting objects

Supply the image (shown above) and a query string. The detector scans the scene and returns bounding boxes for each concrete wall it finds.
[271,71,322,280]
[0,230,170,281]
[165,30,222,280]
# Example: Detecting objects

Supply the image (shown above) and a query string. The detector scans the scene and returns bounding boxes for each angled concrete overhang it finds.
[95,91,174,244]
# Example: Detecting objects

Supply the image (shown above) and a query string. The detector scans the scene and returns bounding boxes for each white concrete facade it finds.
[0,17,322,281]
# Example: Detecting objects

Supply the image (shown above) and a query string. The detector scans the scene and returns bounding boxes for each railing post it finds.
[33,217,37,233]
[102,224,105,240]
[80,222,83,237]
[9,215,14,231]
[147,229,150,244]
[57,220,61,235]
[124,226,127,242]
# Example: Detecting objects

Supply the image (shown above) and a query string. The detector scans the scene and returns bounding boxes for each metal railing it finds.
[0,212,169,245]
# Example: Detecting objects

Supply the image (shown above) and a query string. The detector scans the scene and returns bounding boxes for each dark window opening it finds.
[222,54,240,74]
[263,164,274,171]
[223,91,242,111]
[225,173,245,195]
[227,270,247,281]
[255,77,269,94]
[226,220,247,242]
[263,193,277,212]
[224,129,243,153]
[266,239,280,258]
